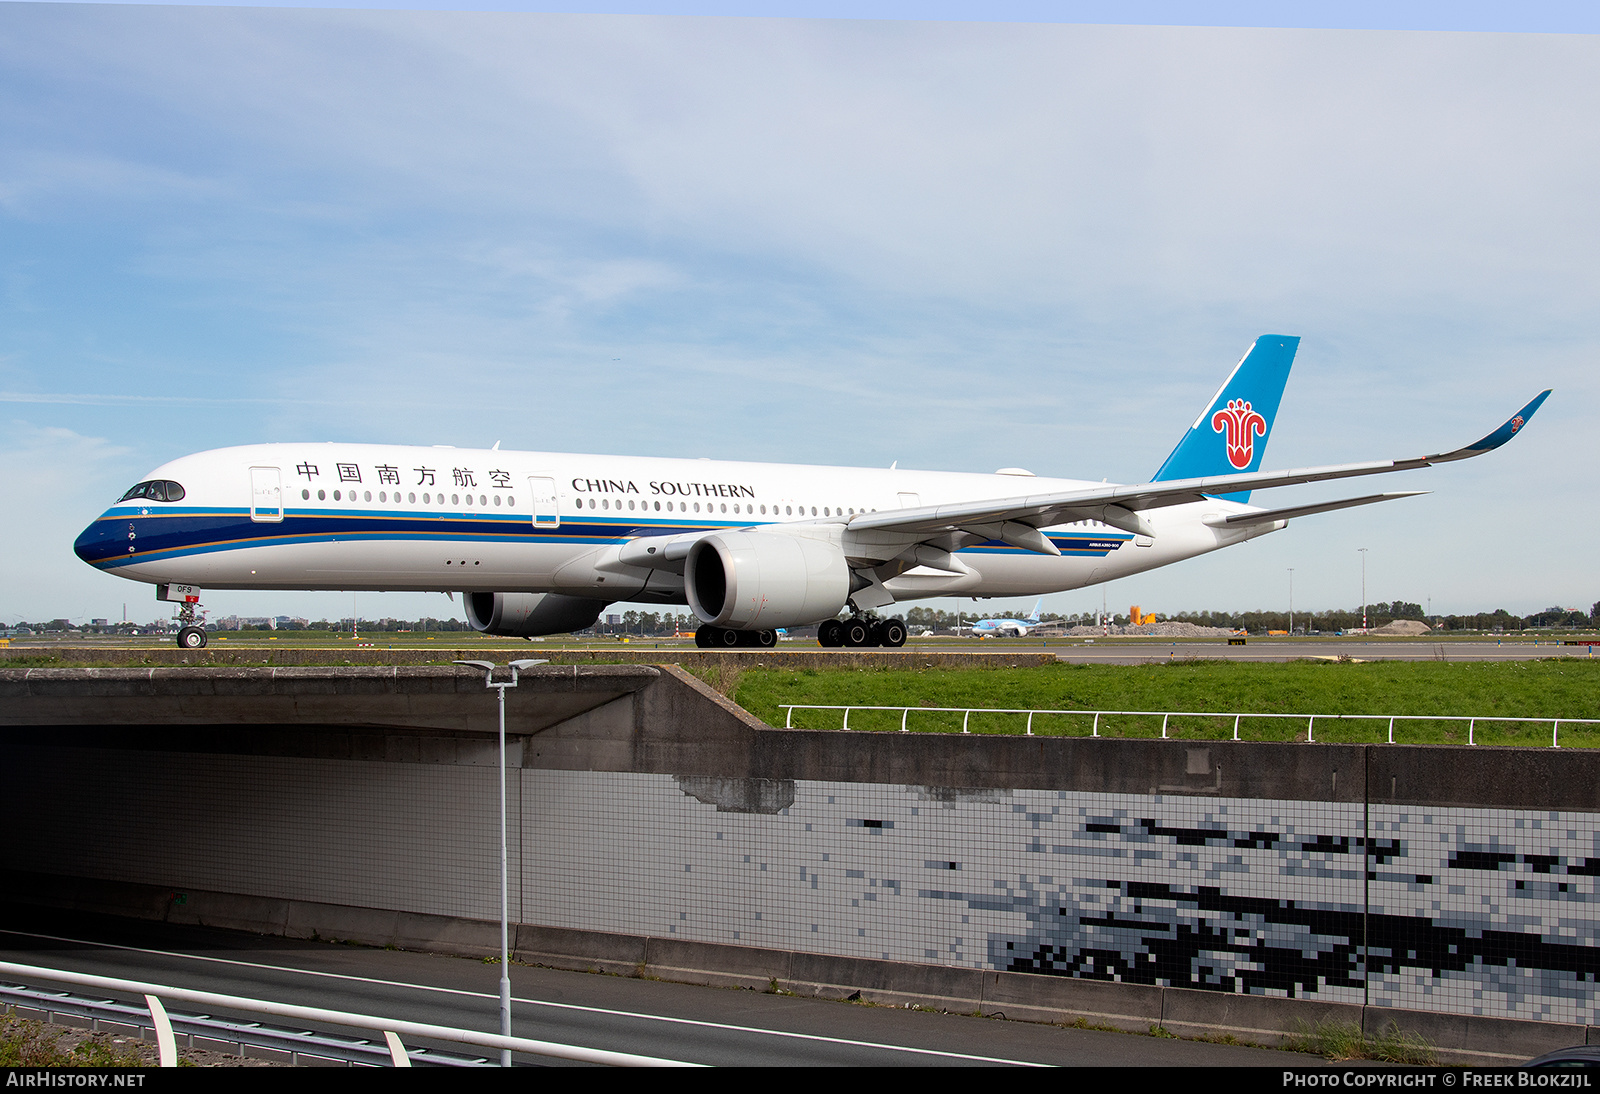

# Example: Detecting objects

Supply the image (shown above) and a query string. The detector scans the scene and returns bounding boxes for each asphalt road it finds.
[0,909,1324,1068]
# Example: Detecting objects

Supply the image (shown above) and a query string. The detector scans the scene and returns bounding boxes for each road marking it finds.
[0,929,1047,1066]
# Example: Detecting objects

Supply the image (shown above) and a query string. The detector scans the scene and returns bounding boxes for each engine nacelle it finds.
[686,531,850,629]
[463,592,609,637]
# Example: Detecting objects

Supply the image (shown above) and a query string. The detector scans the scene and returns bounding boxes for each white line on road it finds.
[0,929,1048,1067]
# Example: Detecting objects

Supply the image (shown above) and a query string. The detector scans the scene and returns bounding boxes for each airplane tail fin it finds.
[1027,597,1043,624]
[1150,335,1299,503]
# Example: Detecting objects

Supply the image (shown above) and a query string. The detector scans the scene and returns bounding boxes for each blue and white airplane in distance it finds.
[968,598,1045,638]
[74,336,1550,650]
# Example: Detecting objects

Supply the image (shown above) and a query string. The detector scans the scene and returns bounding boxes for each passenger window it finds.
[318,489,326,501]
[364,491,372,502]
[302,489,310,500]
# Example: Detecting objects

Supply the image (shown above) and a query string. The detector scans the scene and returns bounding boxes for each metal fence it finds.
[778,704,1600,747]
[0,961,697,1068]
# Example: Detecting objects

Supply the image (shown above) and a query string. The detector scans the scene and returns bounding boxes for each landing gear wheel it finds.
[695,626,714,648]
[755,630,778,649]
[878,619,907,648]
[818,619,845,648]
[177,626,207,649]
[717,627,742,648]
[842,618,873,647]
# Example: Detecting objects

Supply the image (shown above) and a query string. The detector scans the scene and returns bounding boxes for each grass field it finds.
[731,658,1600,747]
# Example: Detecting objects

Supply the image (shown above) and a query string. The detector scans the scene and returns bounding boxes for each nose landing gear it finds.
[158,583,208,649]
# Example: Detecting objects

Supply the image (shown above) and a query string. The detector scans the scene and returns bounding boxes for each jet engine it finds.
[463,592,610,637]
[685,531,850,629]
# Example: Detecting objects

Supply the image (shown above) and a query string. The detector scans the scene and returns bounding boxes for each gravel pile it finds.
[1057,622,1238,638]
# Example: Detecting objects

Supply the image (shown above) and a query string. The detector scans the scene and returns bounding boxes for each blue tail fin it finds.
[1150,335,1299,502]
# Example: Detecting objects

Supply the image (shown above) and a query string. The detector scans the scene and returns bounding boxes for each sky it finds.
[1,1,1595,626]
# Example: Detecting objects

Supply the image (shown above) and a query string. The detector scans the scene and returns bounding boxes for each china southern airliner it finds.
[74,337,1548,650]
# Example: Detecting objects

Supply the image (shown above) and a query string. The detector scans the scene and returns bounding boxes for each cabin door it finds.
[249,466,283,523]
[528,476,560,529]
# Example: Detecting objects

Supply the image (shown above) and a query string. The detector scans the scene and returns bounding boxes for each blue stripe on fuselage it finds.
[76,507,1131,571]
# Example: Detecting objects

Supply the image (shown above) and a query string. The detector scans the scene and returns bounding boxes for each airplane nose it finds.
[74,513,119,567]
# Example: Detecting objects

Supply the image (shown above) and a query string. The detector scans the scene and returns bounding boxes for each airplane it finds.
[968,597,1044,638]
[73,335,1549,651]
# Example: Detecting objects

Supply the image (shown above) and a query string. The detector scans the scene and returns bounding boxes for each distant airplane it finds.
[74,336,1549,651]
[968,597,1045,637]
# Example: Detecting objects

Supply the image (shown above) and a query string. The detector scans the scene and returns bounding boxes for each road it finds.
[0,909,1323,1067]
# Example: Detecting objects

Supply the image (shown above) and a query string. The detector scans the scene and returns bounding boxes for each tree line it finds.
[10,601,1598,636]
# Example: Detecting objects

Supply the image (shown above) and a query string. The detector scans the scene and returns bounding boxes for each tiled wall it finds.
[6,746,1596,1025]
[527,771,1600,1025]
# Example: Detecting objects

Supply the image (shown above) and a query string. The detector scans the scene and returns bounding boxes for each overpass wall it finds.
[2,666,1597,1060]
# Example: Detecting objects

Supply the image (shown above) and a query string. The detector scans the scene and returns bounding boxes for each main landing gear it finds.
[694,626,778,649]
[817,617,907,649]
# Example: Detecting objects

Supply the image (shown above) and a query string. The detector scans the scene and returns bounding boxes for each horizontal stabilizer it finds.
[1203,491,1428,528]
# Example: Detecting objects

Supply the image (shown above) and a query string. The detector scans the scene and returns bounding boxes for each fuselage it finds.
[74,442,1276,606]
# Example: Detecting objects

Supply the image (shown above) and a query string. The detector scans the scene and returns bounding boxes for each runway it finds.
[1043,638,1594,664]
[0,910,1320,1067]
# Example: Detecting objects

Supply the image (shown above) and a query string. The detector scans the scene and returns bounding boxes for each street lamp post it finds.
[1358,548,1369,632]
[454,658,547,1067]
[1287,568,1294,636]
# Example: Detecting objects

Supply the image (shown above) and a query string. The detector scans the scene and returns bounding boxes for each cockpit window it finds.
[118,480,185,503]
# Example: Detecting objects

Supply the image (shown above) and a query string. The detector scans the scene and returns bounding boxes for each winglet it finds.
[1429,390,1551,464]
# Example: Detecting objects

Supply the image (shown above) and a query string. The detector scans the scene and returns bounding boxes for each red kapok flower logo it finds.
[1212,399,1267,470]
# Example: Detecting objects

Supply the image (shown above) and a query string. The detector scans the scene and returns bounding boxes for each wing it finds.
[846,390,1550,547]
[609,389,1547,573]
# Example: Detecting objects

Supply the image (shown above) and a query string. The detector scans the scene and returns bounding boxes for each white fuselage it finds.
[76,443,1279,606]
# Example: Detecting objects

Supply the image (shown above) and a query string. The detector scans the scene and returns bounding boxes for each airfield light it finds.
[1358,548,1369,632]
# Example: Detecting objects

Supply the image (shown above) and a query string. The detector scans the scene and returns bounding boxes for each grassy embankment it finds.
[731,659,1600,747]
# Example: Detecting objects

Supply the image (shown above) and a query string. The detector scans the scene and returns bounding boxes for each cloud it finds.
[0,7,1593,618]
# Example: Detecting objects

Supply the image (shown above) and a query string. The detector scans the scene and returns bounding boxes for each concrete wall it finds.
[2,665,1597,1064]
